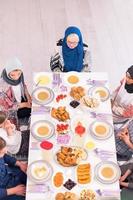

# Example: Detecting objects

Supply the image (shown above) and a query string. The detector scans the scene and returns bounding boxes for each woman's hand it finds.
[19,102,31,108]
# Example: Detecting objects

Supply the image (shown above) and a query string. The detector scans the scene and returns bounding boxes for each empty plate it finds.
[95,161,121,184]
[27,160,53,183]
[32,86,54,105]
[89,120,113,140]
[31,120,55,141]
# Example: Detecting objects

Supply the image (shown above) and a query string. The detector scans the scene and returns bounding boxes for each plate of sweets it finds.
[80,95,100,112]
[80,189,97,200]
[56,146,88,167]
[51,106,70,122]
[27,160,53,183]
[76,163,91,184]
[32,86,54,105]
[55,192,78,200]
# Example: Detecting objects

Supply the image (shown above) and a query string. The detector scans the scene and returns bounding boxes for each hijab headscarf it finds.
[125,65,133,93]
[1,57,26,99]
[62,26,84,72]
[1,57,24,86]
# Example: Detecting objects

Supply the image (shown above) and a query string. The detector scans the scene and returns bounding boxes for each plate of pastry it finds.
[76,163,91,185]
[31,120,55,141]
[32,86,54,105]
[80,189,97,200]
[80,95,100,112]
[55,146,88,167]
[89,120,113,140]
[95,161,121,184]
[27,160,53,183]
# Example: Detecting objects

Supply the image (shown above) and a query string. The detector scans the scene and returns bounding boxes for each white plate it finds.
[89,86,110,102]
[89,120,113,140]
[31,120,55,141]
[32,86,54,105]
[27,160,53,184]
[34,73,51,86]
[63,71,81,85]
[95,161,121,184]
[80,95,100,112]
[55,146,88,167]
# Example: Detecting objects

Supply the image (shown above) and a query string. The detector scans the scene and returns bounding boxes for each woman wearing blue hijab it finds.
[50,26,91,72]
[62,26,84,72]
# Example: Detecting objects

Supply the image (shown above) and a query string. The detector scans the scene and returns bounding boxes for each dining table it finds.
[26,72,121,200]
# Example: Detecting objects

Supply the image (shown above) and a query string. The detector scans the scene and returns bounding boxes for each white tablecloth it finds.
[26,72,120,200]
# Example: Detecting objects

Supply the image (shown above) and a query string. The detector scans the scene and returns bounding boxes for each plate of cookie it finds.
[76,163,91,184]
[55,192,79,200]
[80,189,97,200]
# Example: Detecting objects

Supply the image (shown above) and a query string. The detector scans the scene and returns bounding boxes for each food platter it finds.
[55,146,88,167]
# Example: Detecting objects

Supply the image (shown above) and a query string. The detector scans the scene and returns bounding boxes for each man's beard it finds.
[125,83,133,93]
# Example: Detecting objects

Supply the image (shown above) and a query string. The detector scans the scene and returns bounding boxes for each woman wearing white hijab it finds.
[0,57,31,120]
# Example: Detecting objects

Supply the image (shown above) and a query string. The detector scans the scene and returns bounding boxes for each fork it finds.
[96,189,120,196]
[94,148,115,160]
[52,73,61,86]
[27,184,52,193]
[94,148,116,155]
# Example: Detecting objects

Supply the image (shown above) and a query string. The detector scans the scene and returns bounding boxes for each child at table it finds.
[0,111,29,158]
[120,163,133,189]
[0,137,27,200]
